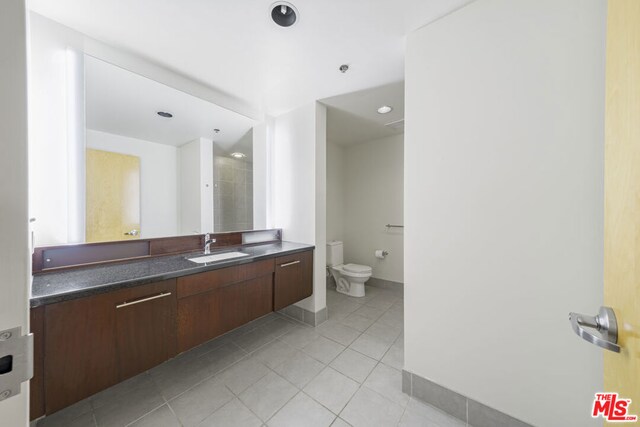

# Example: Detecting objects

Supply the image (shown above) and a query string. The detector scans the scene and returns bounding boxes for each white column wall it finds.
[273,102,327,313]
[404,1,606,425]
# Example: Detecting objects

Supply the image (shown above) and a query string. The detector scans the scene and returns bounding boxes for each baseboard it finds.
[367,277,404,295]
[279,304,328,327]
[402,370,532,427]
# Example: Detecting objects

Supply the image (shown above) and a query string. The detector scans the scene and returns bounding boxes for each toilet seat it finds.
[343,263,372,274]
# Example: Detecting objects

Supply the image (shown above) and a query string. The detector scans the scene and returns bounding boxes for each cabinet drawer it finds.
[274,250,314,311]
[43,280,176,414]
[177,258,274,298]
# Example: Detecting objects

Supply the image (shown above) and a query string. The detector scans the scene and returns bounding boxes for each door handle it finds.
[124,229,139,236]
[568,306,620,353]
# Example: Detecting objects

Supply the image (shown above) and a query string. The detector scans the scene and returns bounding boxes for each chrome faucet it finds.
[204,233,216,254]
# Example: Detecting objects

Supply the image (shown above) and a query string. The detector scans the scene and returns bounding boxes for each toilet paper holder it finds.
[375,250,389,259]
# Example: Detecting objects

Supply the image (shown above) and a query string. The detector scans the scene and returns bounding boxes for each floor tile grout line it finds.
[164,400,184,427]
[263,389,309,425]
[329,292,406,425]
[230,393,266,426]
[122,401,168,427]
[235,364,301,424]
[150,344,250,405]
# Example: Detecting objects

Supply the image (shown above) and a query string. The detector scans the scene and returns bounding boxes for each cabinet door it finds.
[30,307,45,421]
[274,250,314,311]
[44,280,177,414]
[177,287,222,352]
[45,293,119,414]
[177,274,273,353]
[115,280,176,381]
[219,275,273,332]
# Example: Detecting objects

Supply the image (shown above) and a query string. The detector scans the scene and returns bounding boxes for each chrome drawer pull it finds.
[116,292,172,309]
[280,260,301,268]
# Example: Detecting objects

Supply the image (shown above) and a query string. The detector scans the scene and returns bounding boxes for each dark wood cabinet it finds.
[177,259,274,353]
[43,279,176,414]
[30,306,45,421]
[114,280,177,381]
[44,290,119,414]
[274,250,314,310]
[31,249,313,419]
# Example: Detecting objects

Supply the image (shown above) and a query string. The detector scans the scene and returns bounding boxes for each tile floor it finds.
[37,286,465,427]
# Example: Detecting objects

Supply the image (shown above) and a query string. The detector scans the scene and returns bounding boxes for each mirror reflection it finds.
[31,54,259,246]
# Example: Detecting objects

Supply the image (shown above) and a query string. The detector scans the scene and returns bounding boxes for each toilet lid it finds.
[343,263,372,274]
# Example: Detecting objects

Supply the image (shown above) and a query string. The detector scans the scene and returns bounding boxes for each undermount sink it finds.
[187,251,250,264]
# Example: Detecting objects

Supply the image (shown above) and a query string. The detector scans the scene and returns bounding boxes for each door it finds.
[603,0,640,417]
[274,251,313,311]
[0,0,30,425]
[115,280,177,380]
[86,149,141,242]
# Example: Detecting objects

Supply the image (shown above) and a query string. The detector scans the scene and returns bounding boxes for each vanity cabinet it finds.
[43,279,176,414]
[274,250,314,310]
[176,258,275,353]
[31,248,314,418]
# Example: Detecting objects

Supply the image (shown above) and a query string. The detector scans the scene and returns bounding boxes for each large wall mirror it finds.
[30,52,261,246]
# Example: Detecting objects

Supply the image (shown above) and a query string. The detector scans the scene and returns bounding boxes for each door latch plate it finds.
[0,327,33,401]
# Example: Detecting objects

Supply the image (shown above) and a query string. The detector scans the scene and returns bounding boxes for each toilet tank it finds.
[326,241,343,266]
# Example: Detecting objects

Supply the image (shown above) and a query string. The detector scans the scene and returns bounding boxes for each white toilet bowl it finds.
[330,263,372,297]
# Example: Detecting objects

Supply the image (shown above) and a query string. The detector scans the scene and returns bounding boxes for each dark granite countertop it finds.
[31,241,314,307]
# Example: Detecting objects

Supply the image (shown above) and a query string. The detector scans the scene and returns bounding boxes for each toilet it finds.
[327,241,372,297]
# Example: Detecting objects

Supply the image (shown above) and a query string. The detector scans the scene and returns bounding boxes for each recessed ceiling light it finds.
[230,152,246,159]
[377,105,393,114]
[271,2,298,27]
[156,111,173,118]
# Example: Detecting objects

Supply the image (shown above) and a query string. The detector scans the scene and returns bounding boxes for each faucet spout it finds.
[204,233,216,254]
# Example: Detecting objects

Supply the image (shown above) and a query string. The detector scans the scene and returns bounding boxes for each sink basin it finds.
[188,251,250,264]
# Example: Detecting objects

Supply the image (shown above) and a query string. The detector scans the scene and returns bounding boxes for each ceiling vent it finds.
[384,119,405,132]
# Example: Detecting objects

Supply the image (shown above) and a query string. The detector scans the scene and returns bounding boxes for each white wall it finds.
[273,102,327,313]
[87,129,179,239]
[404,1,606,426]
[179,138,214,235]
[0,1,30,424]
[28,12,85,246]
[326,141,345,242]
[344,135,403,283]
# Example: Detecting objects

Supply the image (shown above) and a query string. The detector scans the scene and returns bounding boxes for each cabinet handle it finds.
[280,260,301,268]
[116,292,172,309]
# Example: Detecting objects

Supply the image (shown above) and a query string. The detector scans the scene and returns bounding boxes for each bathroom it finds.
[1,1,631,427]
[323,82,404,299]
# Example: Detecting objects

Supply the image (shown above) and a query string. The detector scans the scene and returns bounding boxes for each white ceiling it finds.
[85,55,255,149]
[323,81,404,146]
[30,0,471,116]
